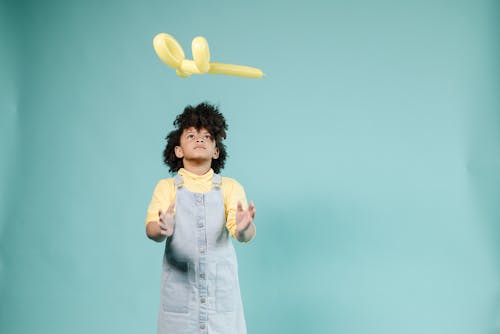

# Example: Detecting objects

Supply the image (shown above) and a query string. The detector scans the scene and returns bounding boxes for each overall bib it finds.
[157,174,247,334]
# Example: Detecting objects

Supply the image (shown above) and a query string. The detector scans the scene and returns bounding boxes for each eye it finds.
[186,134,195,139]
[204,134,212,140]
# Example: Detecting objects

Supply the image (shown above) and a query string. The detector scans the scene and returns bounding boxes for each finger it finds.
[237,201,243,212]
[250,209,256,219]
[158,209,163,217]
[248,201,255,212]
[167,202,175,213]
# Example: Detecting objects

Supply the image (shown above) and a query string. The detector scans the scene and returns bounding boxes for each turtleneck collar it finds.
[178,168,214,182]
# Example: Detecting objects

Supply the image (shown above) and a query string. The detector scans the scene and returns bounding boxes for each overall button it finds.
[200,273,205,279]
[200,297,206,303]
[199,248,206,254]
[200,324,206,329]
[195,195,203,204]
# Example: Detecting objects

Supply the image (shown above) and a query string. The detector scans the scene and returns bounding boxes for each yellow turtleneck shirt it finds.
[145,168,248,239]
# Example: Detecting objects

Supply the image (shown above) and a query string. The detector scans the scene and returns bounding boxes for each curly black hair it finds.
[163,102,228,174]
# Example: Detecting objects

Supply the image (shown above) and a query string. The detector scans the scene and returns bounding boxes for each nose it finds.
[196,135,204,142]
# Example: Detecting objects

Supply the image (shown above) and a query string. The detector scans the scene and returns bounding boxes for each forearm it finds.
[236,222,256,243]
[146,221,167,242]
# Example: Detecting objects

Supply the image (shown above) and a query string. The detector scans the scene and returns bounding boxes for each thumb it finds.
[167,202,175,213]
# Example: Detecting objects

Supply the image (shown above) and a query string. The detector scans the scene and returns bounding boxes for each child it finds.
[145,102,256,334]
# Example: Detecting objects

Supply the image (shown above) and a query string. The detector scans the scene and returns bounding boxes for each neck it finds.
[182,159,212,176]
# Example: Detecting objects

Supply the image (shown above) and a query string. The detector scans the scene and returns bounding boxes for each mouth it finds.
[194,146,206,149]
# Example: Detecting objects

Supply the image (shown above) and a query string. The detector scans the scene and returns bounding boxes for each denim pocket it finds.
[215,262,236,312]
[161,263,190,313]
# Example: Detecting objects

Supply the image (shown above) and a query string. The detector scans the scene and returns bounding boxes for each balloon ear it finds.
[175,146,184,158]
[153,33,185,68]
[192,36,210,73]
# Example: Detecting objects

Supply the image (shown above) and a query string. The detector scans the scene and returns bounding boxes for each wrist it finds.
[236,222,255,242]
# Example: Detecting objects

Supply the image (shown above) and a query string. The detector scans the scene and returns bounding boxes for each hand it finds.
[158,202,175,237]
[235,201,256,234]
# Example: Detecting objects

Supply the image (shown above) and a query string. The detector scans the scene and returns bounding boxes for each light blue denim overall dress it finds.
[157,173,247,334]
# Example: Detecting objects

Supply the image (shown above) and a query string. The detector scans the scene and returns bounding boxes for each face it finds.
[175,127,219,162]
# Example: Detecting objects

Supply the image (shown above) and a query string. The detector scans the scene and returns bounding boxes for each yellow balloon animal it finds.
[153,33,264,79]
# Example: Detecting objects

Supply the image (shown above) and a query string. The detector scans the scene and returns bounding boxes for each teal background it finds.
[1,0,499,333]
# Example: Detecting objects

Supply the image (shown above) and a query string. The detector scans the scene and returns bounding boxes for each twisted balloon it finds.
[153,33,264,79]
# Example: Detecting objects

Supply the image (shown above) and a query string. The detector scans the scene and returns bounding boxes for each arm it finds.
[145,202,175,242]
[235,201,256,243]
[145,179,176,242]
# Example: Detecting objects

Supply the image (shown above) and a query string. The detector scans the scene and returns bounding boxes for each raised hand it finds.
[158,202,175,237]
[235,201,256,235]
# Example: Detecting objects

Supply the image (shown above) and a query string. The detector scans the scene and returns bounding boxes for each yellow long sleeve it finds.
[145,168,248,239]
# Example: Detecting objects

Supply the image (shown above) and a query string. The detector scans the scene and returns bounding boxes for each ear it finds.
[212,147,219,159]
[174,146,184,158]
